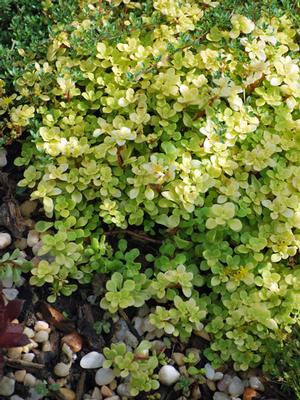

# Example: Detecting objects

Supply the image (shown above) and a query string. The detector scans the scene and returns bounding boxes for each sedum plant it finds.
[3,0,300,377]
[103,341,160,396]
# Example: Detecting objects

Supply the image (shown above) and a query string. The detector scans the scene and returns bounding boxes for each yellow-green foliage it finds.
[6,0,300,372]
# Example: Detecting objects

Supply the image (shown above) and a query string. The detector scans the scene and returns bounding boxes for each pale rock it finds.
[34,330,49,343]
[100,385,113,397]
[7,347,23,360]
[80,352,104,369]
[117,383,131,397]
[249,376,265,391]
[20,200,37,218]
[95,368,115,386]
[0,149,7,167]
[24,373,36,387]
[213,372,224,381]
[172,352,185,366]
[213,393,230,400]
[207,380,216,391]
[23,327,35,339]
[0,377,15,396]
[59,388,76,400]
[14,370,26,383]
[0,232,12,249]
[22,353,35,362]
[10,396,24,400]
[42,341,52,352]
[62,343,73,362]
[2,288,19,301]
[34,321,49,331]
[91,387,103,400]
[228,376,245,397]
[204,363,215,380]
[54,362,71,377]
[109,380,117,391]
[217,374,232,392]
[133,316,144,336]
[158,365,180,386]
[27,230,40,248]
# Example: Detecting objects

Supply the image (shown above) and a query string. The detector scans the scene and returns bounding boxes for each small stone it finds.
[0,149,7,167]
[0,377,15,396]
[158,365,180,386]
[142,317,156,332]
[32,241,43,256]
[34,330,49,343]
[10,396,25,400]
[172,352,185,366]
[207,380,216,391]
[213,393,230,400]
[124,331,138,348]
[24,373,36,387]
[204,363,215,380]
[191,385,201,400]
[100,386,113,397]
[228,376,245,397]
[20,200,38,218]
[22,353,35,362]
[61,332,83,353]
[91,387,103,400]
[62,343,73,362]
[7,347,23,360]
[109,380,117,391]
[243,388,259,400]
[2,288,19,301]
[59,388,76,400]
[249,377,265,391]
[213,372,224,381]
[194,329,210,341]
[14,370,26,383]
[117,383,131,397]
[95,368,115,386]
[0,232,12,250]
[42,341,52,352]
[133,317,144,336]
[217,374,232,392]
[105,397,119,400]
[23,327,35,339]
[27,230,40,248]
[81,352,105,369]
[14,238,27,250]
[34,321,49,331]
[54,362,71,377]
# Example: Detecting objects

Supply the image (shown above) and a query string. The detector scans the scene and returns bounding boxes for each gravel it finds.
[95,368,115,386]
[0,232,12,250]
[80,352,105,369]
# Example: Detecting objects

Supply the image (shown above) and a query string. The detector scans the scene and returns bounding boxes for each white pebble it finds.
[34,321,49,331]
[80,352,104,369]
[7,347,23,360]
[34,330,49,343]
[0,149,7,167]
[117,383,131,397]
[95,368,115,386]
[42,341,52,352]
[27,230,40,248]
[24,373,37,387]
[0,376,15,396]
[10,395,25,400]
[213,392,230,400]
[2,288,19,301]
[204,363,215,380]
[249,376,265,391]
[213,372,224,381]
[62,343,73,362]
[158,365,180,386]
[14,370,26,383]
[0,232,12,249]
[22,353,35,362]
[23,327,35,339]
[54,362,71,377]
[228,376,245,397]
[91,387,102,400]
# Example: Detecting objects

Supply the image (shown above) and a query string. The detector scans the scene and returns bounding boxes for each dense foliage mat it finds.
[1,0,300,395]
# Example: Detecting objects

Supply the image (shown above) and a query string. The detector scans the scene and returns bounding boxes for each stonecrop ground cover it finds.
[1,0,300,386]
